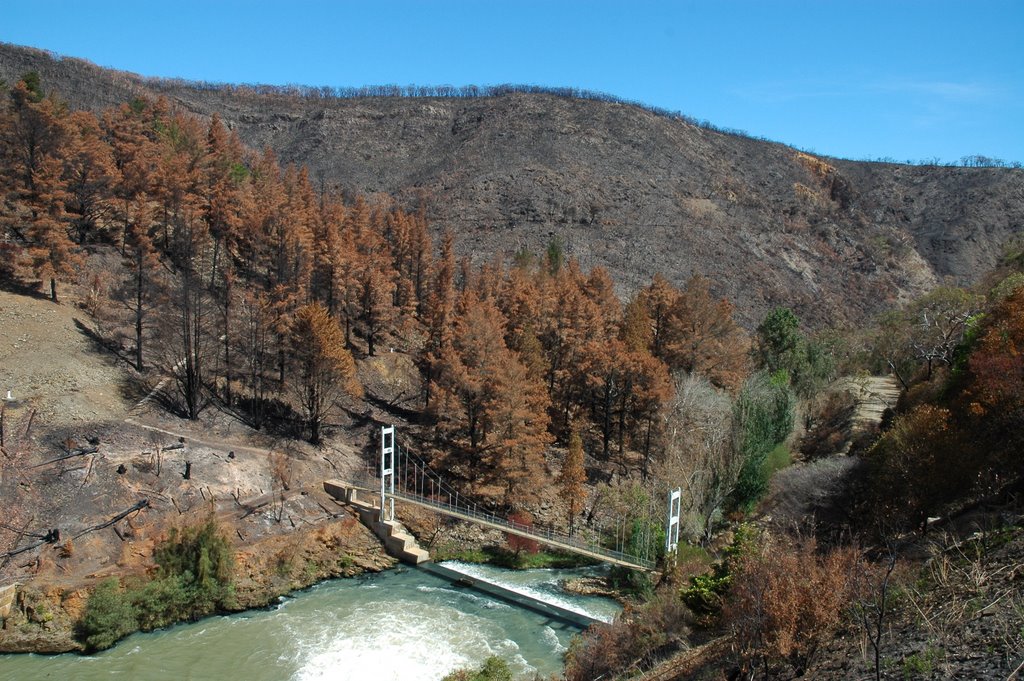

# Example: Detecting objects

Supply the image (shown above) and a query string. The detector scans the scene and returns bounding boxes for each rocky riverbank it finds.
[0,500,393,655]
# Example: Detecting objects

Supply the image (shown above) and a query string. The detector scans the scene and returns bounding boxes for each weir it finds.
[323,480,607,629]
[0,582,18,624]
[419,563,602,628]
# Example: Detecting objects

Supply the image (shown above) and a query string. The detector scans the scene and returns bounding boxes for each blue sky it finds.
[4,1,1022,163]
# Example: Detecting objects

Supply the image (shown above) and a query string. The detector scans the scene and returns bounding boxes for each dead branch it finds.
[0,536,55,562]
[81,454,96,487]
[23,407,36,438]
[71,500,150,540]
[31,446,99,469]
[0,521,46,539]
[0,517,38,569]
[239,500,270,519]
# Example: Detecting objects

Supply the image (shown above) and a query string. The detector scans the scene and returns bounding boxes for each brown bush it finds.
[860,404,971,532]
[563,588,693,681]
[723,531,862,677]
[505,510,539,556]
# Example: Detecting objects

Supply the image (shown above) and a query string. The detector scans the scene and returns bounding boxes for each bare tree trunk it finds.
[135,262,144,371]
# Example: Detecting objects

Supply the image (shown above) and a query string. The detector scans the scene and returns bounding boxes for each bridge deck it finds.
[344,481,655,572]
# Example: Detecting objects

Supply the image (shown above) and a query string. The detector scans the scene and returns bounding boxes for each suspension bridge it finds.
[329,426,684,573]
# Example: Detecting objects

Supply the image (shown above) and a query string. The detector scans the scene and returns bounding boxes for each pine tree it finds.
[118,215,161,370]
[558,430,587,535]
[26,153,78,302]
[437,291,505,450]
[486,351,552,507]
[1,80,80,301]
[64,110,116,244]
[662,274,749,391]
[201,115,247,402]
[239,289,275,429]
[101,98,160,251]
[421,231,457,407]
[289,303,361,444]
[642,273,679,358]
[359,266,396,356]
[310,196,345,314]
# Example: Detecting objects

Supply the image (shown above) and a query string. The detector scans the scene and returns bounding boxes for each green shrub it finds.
[132,574,194,631]
[609,565,654,600]
[681,570,731,616]
[76,579,138,652]
[764,443,791,476]
[442,655,513,681]
[76,518,235,652]
[900,647,942,679]
[754,307,834,398]
[681,523,757,619]
[730,372,795,510]
[152,518,235,613]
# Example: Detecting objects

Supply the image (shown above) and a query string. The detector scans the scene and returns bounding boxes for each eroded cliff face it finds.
[3,42,1021,329]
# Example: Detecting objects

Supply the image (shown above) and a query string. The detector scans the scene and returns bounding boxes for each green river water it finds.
[0,562,620,681]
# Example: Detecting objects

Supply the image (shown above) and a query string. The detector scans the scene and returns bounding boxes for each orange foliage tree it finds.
[661,275,749,392]
[963,287,1024,481]
[289,303,361,444]
[558,430,588,535]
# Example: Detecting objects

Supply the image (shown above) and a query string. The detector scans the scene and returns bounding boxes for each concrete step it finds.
[322,480,431,566]
[402,546,431,564]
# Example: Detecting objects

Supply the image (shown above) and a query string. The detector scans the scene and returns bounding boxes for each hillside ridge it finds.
[2,41,1022,328]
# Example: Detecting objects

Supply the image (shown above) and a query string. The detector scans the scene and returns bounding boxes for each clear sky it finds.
[4,1,1023,163]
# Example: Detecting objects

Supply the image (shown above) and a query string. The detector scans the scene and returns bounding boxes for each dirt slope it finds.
[0,290,126,427]
[0,286,393,653]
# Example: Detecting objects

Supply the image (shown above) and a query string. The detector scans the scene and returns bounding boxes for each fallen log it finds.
[72,500,150,540]
[239,501,270,519]
[31,446,99,469]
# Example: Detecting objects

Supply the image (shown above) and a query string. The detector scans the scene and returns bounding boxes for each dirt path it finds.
[843,375,900,432]
[760,375,901,528]
[122,417,278,458]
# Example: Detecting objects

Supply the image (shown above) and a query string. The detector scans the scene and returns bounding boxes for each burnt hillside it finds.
[2,42,1022,328]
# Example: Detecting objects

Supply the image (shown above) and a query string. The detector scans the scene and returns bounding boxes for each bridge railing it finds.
[352,472,655,570]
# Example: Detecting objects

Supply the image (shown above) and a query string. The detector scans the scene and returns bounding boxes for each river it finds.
[0,562,620,681]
